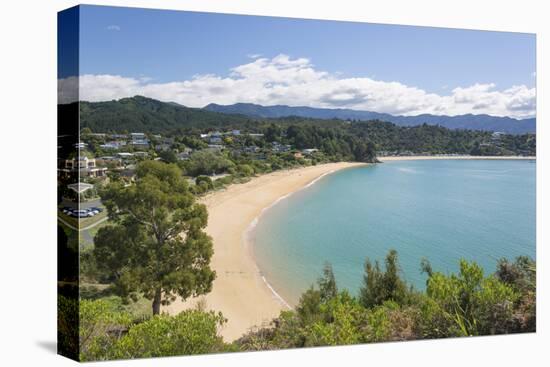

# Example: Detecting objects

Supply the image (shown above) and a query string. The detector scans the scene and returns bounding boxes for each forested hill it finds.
[204,102,536,134]
[78,96,254,133]
[75,96,535,157]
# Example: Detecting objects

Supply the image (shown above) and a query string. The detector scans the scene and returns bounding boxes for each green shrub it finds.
[195,175,214,189]
[79,299,133,361]
[111,310,226,359]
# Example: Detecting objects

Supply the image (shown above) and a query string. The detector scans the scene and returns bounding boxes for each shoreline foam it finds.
[244,166,353,310]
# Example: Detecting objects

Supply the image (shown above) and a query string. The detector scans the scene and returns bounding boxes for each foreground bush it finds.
[236,253,535,351]
[79,299,227,361]
[75,252,535,359]
[111,310,227,359]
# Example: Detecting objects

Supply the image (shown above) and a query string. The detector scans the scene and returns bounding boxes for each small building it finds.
[155,143,172,152]
[97,156,122,167]
[100,140,126,150]
[100,143,117,150]
[131,141,150,149]
[272,141,291,153]
[61,156,107,178]
[134,151,149,158]
[88,133,107,138]
[130,132,149,149]
[131,133,146,141]
[110,133,128,139]
[177,148,193,160]
[209,136,223,144]
[116,152,134,159]
[302,148,319,155]
[206,144,224,152]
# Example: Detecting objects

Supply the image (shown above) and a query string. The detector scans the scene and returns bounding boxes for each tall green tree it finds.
[359,249,410,308]
[318,262,338,302]
[183,150,234,176]
[158,149,178,164]
[425,260,518,336]
[94,161,215,315]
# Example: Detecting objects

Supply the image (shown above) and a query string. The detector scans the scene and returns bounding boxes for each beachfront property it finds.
[272,141,292,153]
[302,148,319,155]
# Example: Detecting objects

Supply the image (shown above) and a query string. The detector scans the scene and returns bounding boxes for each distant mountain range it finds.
[79,96,251,133]
[76,96,536,135]
[204,103,536,134]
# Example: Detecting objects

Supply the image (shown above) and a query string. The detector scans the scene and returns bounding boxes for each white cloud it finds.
[61,54,536,118]
[106,25,121,31]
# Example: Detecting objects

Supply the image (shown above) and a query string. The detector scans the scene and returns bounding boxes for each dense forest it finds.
[76,96,536,157]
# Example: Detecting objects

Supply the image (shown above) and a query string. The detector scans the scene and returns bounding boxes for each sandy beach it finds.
[163,155,534,341]
[163,162,365,341]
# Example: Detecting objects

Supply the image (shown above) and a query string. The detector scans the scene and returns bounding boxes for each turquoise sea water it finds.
[252,159,536,305]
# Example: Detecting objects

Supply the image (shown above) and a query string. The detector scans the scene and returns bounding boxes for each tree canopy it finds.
[93,160,215,315]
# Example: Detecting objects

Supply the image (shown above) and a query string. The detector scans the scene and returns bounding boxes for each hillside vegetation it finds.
[66,249,535,361]
[76,96,535,157]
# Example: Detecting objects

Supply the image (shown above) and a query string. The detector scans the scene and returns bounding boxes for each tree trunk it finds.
[152,288,162,315]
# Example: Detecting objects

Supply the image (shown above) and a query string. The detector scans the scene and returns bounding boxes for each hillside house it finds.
[61,156,107,178]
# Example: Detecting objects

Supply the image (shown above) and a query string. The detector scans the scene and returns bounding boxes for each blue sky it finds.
[63,5,537,118]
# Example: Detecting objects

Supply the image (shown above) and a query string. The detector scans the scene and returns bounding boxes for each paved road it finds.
[59,198,102,210]
[57,214,108,231]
